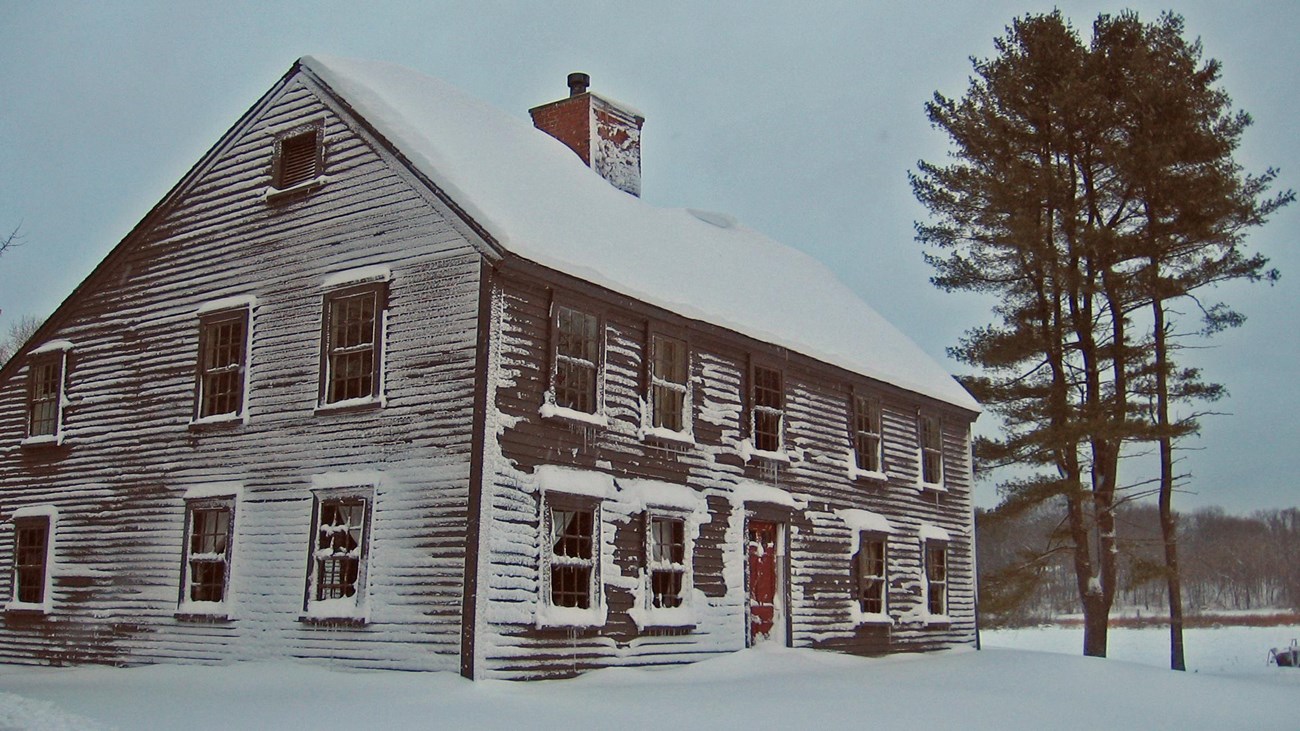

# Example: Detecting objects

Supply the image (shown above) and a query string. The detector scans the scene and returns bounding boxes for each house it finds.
[0,56,980,679]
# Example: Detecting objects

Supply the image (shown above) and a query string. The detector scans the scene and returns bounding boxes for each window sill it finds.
[262,175,328,203]
[539,403,608,428]
[535,604,606,630]
[918,481,948,493]
[640,427,695,448]
[924,614,953,626]
[315,396,384,416]
[175,610,232,623]
[848,467,890,483]
[4,603,51,616]
[188,414,245,432]
[297,614,368,627]
[20,434,63,449]
[853,612,894,626]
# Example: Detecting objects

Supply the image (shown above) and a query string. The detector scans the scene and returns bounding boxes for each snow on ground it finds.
[1,629,1298,730]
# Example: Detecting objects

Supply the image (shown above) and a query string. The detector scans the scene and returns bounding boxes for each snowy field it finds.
[1,626,1298,731]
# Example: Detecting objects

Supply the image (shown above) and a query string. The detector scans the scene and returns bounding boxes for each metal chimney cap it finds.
[567,72,590,96]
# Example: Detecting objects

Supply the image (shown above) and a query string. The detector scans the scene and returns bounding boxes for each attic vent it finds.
[274,127,321,189]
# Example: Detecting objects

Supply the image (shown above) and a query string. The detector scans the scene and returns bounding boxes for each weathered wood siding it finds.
[476,266,977,679]
[0,74,482,671]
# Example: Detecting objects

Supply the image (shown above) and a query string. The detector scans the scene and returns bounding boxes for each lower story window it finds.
[647,516,687,609]
[13,517,51,606]
[307,493,371,615]
[547,503,596,610]
[925,541,947,615]
[856,535,887,614]
[183,501,234,605]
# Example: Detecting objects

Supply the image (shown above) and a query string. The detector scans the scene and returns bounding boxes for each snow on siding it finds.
[300,55,979,413]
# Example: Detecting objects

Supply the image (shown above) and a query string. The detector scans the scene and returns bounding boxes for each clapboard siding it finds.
[475,264,977,678]
[0,76,482,671]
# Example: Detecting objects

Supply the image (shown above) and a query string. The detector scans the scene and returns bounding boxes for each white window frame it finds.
[178,496,236,616]
[637,512,695,628]
[644,332,692,441]
[924,539,949,619]
[317,275,389,412]
[537,493,604,628]
[193,299,254,425]
[850,392,885,479]
[918,412,944,489]
[6,506,57,614]
[304,487,373,621]
[750,363,785,455]
[23,341,72,446]
[855,533,888,617]
[544,303,604,424]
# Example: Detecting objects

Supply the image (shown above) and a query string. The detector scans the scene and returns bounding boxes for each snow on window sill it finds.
[300,596,368,625]
[852,611,894,626]
[736,439,791,464]
[639,426,695,447]
[20,434,62,449]
[262,175,329,202]
[539,402,608,428]
[175,606,232,622]
[315,395,384,415]
[918,480,947,493]
[535,602,606,630]
[188,413,245,431]
[848,466,890,483]
[629,604,697,631]
[4,601,51,616]
[925,614,953,625]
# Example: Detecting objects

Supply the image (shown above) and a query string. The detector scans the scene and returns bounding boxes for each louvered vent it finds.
[276,130,320,189]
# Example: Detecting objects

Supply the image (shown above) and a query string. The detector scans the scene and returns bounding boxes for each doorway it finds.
[746,519,786,645]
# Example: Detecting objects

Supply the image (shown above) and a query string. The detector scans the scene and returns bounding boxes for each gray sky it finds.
[1,1,1296,515]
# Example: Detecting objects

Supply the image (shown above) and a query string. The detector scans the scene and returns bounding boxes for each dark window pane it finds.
[315,500,366,600]
[15,523,49,604]
[28,360,62,436]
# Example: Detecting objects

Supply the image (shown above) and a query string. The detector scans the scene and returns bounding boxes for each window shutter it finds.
[278,130,319,188]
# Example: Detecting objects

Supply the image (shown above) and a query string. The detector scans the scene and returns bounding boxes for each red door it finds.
[747,520,780,643]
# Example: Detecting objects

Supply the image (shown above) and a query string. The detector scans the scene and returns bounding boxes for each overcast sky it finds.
[1,1,1295,515]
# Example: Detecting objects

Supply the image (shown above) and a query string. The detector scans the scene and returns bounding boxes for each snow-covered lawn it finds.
[1,627,1298,730]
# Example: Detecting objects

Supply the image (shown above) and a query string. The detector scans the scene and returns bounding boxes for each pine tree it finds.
[913,10,1291,660]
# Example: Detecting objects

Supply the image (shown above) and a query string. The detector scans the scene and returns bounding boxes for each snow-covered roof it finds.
[301,56,979,412]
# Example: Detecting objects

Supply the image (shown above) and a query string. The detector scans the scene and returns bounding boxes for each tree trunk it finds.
[1153,291,1187,671]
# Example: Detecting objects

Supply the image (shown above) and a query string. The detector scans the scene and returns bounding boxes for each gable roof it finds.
[301,56,977,413]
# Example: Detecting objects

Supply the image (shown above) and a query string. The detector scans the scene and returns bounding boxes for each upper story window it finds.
[24,341,71,445]
[918,413,944,487]
[648,333,689,434]
[7,507,56,613]
[552,305,601,415]
[272,123,323,190]
[195,304,251,422]
[852,393,883,474]
[181,499,235,610]
[751,365,784,453]
[320,283,387,408]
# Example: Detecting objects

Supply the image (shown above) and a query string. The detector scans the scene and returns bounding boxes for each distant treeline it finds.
[977,503,1300,627]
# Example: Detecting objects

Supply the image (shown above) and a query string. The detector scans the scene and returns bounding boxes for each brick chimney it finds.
[529,72,645,197]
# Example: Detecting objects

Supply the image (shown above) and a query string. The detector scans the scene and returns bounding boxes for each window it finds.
[552,305,601,414]
[925,541,947,615]
[321,285,386,406]
[856,534,887,614]
[647,515,687,609]
[648,334,688,433]
[852,394,883,474]
[918,414,943,486]
[196,308,249,420]
[27,354,65,440]
[751,365,784,452]
[272,125,322,190]
[12,516,51,607]
[545,500,597,610]
[181,501,234,607]
[306,493,371,617]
